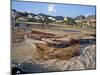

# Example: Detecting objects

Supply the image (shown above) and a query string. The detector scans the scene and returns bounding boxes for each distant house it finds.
[55,16,64,23]
[75,15,85,25]
[27,13,36,18]
[27,14,33,18]
[55,16,69,23]
[56,18,63,23]
[64,17,68,21]
[75,19,83,25]
[34,15,40,20]
[34,15,44,20]
[17,17,28,22]
[85,15,96,27]
[56,20,63,23]
[75,15,96,27]
[48,17,56,21]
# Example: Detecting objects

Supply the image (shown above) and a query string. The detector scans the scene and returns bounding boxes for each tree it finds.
[38,16,51,29]
[63,17,76,25]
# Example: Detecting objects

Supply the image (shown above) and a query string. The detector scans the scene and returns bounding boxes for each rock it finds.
[35,43,80,60]
[78,45,96,69]
[50,45,96,70]
[12,45,96,73]
[35,45,96,71]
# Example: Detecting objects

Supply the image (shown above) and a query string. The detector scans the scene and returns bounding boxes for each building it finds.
[48,17,56,21]
[64,16,68,21]
[27,14,33,18]
[85,15,96,27]
[34,15,44,20]
[75,15,96,27]
[17,17,28,22]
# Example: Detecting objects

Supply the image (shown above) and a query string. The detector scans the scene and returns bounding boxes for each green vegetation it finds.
[63,17,76,25]
[27,18,37,22]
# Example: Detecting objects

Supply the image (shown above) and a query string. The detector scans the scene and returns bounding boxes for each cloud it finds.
[48,4,56,14]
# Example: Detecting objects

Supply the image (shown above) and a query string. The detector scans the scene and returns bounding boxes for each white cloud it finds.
[48,4,56,14]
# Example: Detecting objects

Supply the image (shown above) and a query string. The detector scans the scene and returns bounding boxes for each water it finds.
[79,38,95,45]
[79,38,96,54]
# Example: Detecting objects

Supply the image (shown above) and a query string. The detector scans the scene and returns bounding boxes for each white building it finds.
[34,15,44,20]
[48,17,56,21]
[27,14,33,18]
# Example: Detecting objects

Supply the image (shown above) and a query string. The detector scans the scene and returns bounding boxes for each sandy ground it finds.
[11,41,37,62]
[11,24,96,74]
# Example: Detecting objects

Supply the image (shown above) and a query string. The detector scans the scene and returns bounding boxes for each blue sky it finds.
[12,1,96,18]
